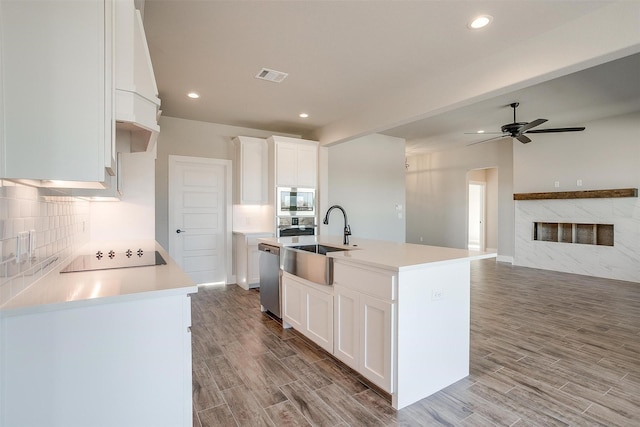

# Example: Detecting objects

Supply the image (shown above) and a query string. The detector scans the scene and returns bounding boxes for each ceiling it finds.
[142,1,640,153]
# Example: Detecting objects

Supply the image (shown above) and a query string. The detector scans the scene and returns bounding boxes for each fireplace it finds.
[513,189,639,283]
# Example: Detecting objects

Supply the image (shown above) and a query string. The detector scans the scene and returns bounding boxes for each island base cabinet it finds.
[282,273,333,353]
[334,285,394,392]
[305,286,333,353]
[360,294,394,392]
[282,275,305,330]
[333,286,360,370]
[1,294,193,427]
[394,262,471,410]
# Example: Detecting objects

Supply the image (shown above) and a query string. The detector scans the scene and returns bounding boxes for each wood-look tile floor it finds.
[191,259,640,426]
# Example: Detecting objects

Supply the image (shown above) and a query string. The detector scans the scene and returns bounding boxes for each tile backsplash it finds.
[0,181,90,305]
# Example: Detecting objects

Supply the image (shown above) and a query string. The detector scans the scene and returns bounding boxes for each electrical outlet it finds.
[431,289,443,301]
[577,179,583,187]
[554,181,560,188]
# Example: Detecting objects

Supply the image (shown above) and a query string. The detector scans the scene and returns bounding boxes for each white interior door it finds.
[168,155,232,285]
[468,182,486,251]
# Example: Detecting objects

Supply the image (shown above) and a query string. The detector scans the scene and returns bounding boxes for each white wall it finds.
[513,112,640,193]
[90,151,156,241]
[322,134,406,243]
[405,139,513,260]
[155,116,297,249]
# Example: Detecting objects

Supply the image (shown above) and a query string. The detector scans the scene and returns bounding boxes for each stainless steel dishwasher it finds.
[258,243,281,318]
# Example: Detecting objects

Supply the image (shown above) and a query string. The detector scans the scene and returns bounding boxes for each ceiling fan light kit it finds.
[469,102,585,146]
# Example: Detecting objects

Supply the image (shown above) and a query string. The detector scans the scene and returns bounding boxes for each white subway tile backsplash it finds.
[0,181,89,306]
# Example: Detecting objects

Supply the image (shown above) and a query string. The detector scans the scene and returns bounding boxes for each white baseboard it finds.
[496,255,514,264]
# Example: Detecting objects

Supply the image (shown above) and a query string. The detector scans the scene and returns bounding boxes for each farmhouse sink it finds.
[282,244,350,285]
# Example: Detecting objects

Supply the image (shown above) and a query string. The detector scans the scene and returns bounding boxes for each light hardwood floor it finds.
[191,259,640,426]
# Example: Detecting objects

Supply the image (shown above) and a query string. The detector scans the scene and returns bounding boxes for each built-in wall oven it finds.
[277,187,315,217]
[277,216,316,237]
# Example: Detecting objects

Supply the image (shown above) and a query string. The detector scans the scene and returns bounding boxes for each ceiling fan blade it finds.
[526,127,586,133]
[463,132,504,135]
[467,135,509,146]
[516,134,532,144]
[518,118,547,134]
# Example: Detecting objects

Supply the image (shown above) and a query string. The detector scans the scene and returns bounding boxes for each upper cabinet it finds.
[270,136,318,188]
[234,136,268,204]
[0,0,159,188]
[0,0,115,186]
[114,0,161,152]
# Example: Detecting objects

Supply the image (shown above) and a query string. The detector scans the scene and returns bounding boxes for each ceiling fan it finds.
[468,102,585,145]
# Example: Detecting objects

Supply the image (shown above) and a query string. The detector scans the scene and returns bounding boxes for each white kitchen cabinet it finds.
[1,293,193,427]
[0,0,115,185]
[333,261,396,393]
[234,232,272,290]
[234,136,268,204]
[270,136,318,188]
[282,273,305,330]
[282,272,333,353]
[333,285,360,370]
[305,284,334,353]
[359,293,394,391]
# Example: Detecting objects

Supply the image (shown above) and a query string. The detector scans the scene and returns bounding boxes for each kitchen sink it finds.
[290,244,349,255]
[282,244,350,285]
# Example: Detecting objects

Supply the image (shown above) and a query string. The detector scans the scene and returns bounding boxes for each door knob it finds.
[176,229,186,234]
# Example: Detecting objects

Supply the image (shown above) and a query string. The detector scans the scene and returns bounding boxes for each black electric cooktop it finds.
[60,249,166,273]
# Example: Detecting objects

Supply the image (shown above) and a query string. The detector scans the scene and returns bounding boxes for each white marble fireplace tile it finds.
[514,198,639,283]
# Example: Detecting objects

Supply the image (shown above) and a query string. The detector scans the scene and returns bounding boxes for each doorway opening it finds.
[467,168,498,252]
[468,182,485,251]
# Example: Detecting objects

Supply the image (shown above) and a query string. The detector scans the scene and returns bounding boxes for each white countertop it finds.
[1,240,197,316]
[233,230,274,236]
[258,235,496,271]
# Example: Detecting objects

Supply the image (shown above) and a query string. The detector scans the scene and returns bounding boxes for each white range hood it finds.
[115,1,161,153]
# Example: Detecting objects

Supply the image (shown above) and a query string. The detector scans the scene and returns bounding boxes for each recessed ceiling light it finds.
[299,113,309,118]
[187,92,200,99]
[468,15,493,29]
[477,130,485,134]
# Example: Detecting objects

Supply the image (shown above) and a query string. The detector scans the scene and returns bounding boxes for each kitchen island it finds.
[259,235,496,410]
[0,241,197,427]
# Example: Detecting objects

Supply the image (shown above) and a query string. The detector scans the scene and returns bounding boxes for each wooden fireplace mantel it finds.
[514,188,638,201]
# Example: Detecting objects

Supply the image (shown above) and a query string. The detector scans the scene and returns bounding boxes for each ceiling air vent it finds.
[255,68,288,83]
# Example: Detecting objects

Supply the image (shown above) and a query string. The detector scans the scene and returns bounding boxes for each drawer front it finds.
[333,262,396,301]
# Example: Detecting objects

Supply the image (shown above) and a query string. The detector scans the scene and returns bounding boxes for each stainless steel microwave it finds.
[277,187,315,216]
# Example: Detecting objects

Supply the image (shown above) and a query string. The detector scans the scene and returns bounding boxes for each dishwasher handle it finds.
[258,243,280,256]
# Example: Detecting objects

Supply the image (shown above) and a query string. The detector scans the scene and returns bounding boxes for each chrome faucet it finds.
[323,205,352,245]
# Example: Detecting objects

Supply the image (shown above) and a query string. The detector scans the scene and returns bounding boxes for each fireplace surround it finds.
[514,188,639,283]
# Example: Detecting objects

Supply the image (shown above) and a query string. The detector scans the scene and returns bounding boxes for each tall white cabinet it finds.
[0,0,115,184]
[234,136,269,204]
[270,136,318,188]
